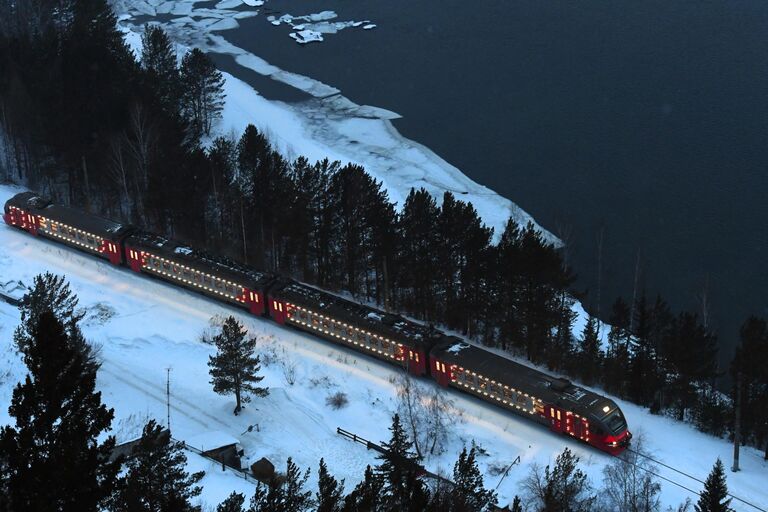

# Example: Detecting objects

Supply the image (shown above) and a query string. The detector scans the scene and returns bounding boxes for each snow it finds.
[186,431,241,452]
[174,246,194,256]
[446,343,469,355]
[1,184,767,510]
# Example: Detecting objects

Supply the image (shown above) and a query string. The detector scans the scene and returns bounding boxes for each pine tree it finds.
[180,48,225,140]
[109,419,204,512]
[510,495,523,512]
[576,315,602,385]
[236,124,288,268]
[0,311,119,511]
[397,188,440,321]
[15,272,86,353]
[376,413,430,511]
[217,492,246,512]
[140,24,180,116]
[695,459,733,512]
[316,458,344,512]
[731,317,768,457]
[208,315,268,414]
[605,297,632,396]
[449,446,497,511]
[249,457,314,512]
[342,465,383,512]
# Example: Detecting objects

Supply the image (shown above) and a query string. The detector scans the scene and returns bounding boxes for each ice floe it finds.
[267,11,375,44]
[289,30,324,45]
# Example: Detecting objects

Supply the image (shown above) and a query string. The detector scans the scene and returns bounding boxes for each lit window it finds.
[550,409,555,418]
[441,363,446,373]
[557,411,561,421]
[279,303,283,312]
[435,360,440,371]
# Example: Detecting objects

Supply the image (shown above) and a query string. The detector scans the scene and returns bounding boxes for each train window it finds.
[550,409,555,419]
[589,425,605,436]
[441,363,446,373]
[87,237,94,245]
[382,340,389,351]
[163,262,170,270]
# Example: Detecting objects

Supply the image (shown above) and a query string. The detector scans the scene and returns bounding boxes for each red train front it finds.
[429,338,632,456]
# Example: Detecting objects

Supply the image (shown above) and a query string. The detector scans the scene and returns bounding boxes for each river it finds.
[211,0,768,359]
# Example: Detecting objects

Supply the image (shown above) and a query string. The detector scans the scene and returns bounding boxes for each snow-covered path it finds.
[0,185,766,510]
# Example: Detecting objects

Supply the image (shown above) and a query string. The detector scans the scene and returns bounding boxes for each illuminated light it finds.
[603,406,610,413]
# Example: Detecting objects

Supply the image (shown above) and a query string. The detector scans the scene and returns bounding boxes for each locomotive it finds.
[3,191,632,455]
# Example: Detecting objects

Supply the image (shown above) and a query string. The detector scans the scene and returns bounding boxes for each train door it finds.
[546,405,565,433]
[100,240,122,265]
[245,289,265,316]
[125,247,143,272]
[430,356,451,386]
[406,349,425,376]
[269,298,287,324]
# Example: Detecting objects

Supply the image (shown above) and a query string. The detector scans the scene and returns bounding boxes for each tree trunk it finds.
[732,372,741,471]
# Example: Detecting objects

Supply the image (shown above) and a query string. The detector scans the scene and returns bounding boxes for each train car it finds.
[3,192,131,265]
[429,338,632,455]
[267,278,442,376]
[123,231,275,316]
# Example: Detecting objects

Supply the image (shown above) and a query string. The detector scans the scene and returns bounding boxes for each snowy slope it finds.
[0,184,766,510]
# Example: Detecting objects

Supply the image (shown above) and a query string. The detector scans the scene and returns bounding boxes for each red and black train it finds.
[4,191,632,455]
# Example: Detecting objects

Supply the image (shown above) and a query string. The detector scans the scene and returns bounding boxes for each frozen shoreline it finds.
[113,0,558,245]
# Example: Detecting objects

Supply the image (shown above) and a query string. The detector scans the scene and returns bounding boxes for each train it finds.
[3,191,632,455]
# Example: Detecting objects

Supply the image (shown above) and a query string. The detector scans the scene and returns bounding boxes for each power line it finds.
[626,447,767,512]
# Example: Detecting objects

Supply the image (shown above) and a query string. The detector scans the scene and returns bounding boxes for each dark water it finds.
[225,0,768,359]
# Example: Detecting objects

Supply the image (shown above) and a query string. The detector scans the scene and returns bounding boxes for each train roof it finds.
[125,231,274,288]
[271,279,442,351]
[5,192,130,239]
[431,339,617,418]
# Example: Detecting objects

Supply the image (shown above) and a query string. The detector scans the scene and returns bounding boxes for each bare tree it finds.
[600,434,661,512]
[107,134,134,218]
[124,102,155,212]
[424,386,454,456]
[395,373,456,460]
[395,373,427,459]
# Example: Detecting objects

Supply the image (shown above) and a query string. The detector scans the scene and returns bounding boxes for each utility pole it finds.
[166,367,172,432]
[732,371,741,472]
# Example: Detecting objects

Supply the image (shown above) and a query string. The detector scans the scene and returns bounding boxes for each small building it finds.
[186,431,243,469]
[251,457,276,483]
[109,428,171,463]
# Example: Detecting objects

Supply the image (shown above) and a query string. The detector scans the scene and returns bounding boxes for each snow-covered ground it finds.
[112,0,557,245]
[1,184,766,510]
